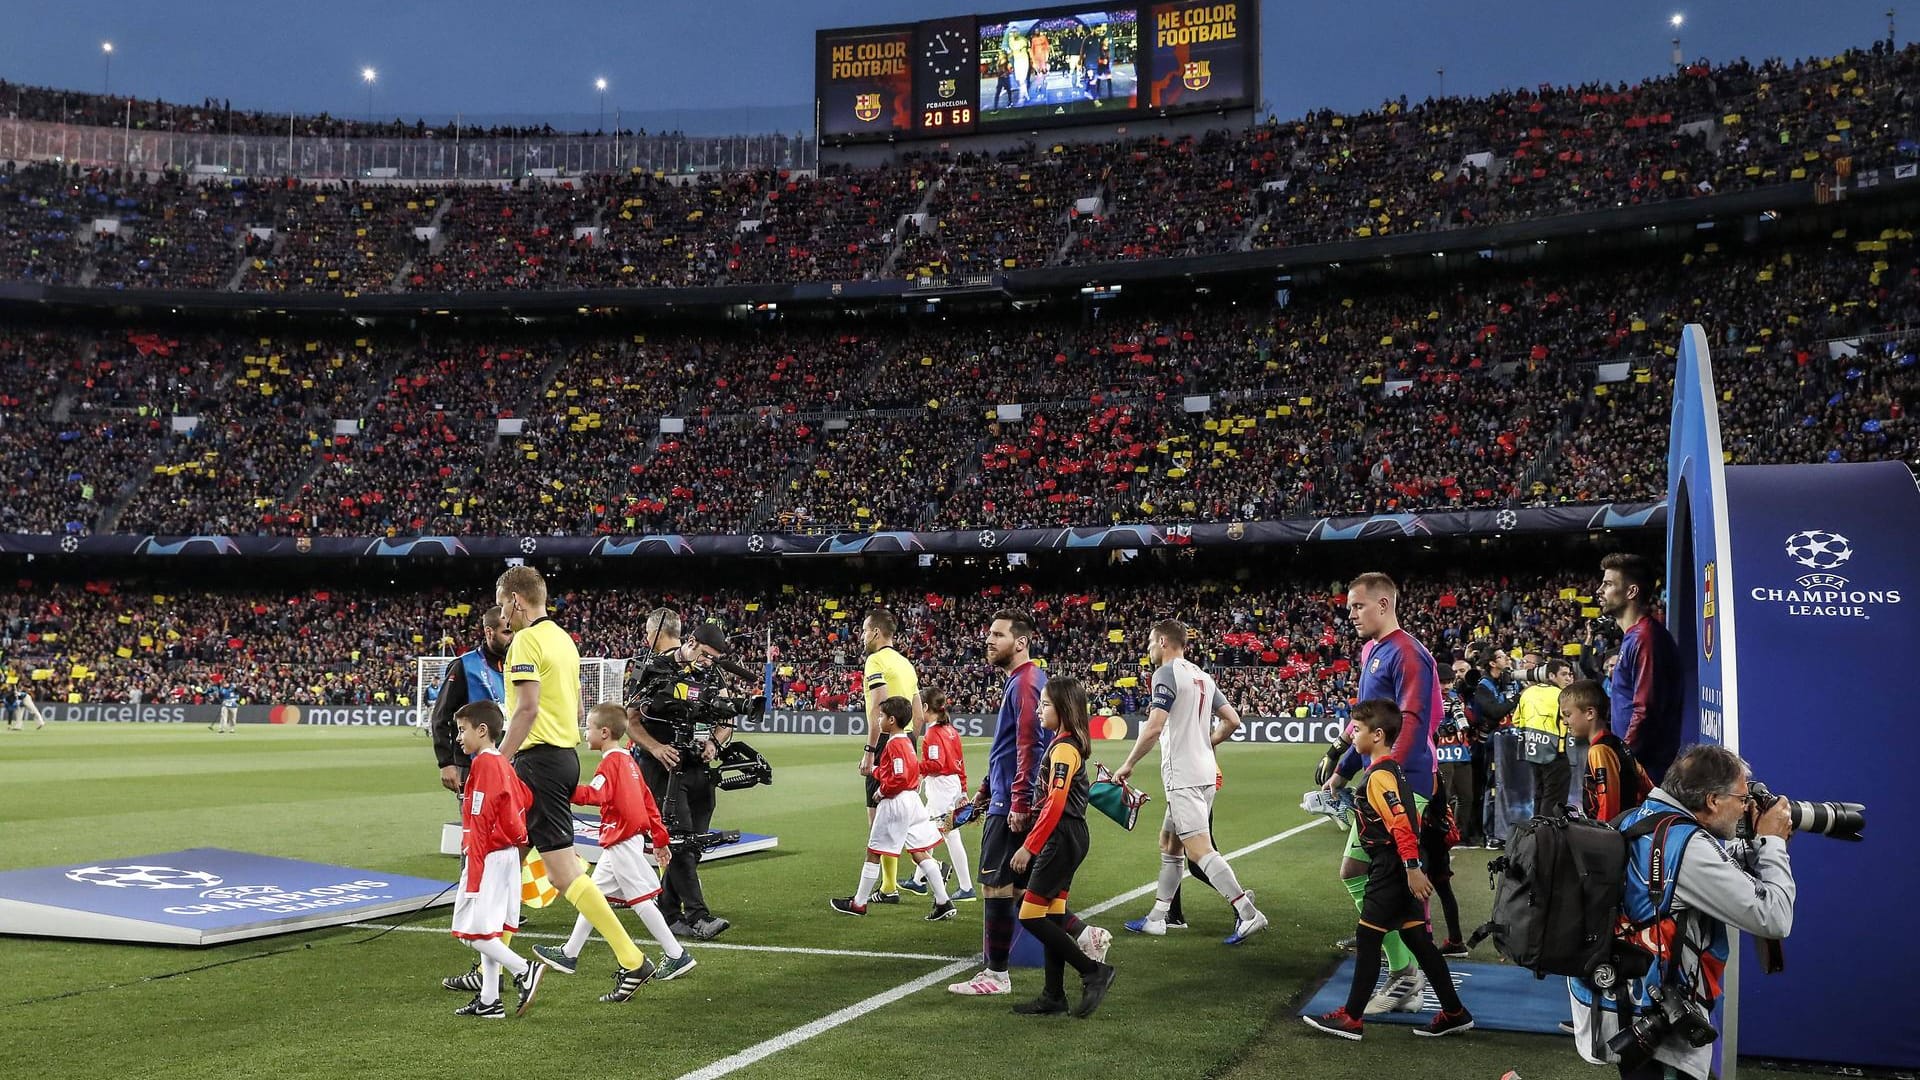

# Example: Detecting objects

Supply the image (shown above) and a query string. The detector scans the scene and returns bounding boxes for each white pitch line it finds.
[342,922,963,962]
[674,816,1330,1080]
[1076,816,1329,918]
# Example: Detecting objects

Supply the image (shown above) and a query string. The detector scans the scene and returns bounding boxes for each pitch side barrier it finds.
[46,703,1349,744]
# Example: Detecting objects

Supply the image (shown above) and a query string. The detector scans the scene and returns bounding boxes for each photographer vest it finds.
[1569,798,1727,1018]
[1513,682,1567,763]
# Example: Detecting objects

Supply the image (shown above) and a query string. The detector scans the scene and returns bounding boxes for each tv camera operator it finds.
[626,609,772,942]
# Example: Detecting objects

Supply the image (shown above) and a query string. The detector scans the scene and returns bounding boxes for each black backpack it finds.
[1471,812,1683,985]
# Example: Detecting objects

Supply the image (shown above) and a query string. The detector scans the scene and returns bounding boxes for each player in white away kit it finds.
[1114,619,1268,945]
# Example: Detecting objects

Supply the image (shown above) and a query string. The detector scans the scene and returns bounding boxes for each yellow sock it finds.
[500,931,513,948]
[879,854,899,893]
[564,876,644,970]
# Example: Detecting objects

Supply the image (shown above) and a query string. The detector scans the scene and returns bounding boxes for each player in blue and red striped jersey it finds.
[1323,571,1445,1014]
[949,608,1110,998]
[1599,552,1682,783]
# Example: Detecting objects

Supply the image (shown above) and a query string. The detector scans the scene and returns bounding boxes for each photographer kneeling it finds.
[1572,744,1796,1080]
[627,609,758,942]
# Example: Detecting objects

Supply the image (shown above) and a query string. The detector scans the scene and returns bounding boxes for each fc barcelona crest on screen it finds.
[854,93,883,123]
[938,78,957,99]
[1182,60,1212,91]
[1701,560,1716,659]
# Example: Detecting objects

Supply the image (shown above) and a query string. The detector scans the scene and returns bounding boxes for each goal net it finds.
[413,656,630,735]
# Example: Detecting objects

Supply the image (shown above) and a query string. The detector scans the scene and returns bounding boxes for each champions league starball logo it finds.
[66,865,225,890]
[1784,529,1852,573]
[1749,529,1902,620]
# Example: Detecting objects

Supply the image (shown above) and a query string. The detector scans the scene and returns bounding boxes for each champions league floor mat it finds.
[1301,956,1572,1035]
[0,848,456,946]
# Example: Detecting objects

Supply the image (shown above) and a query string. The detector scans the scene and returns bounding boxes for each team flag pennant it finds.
[1088,762,1149,831]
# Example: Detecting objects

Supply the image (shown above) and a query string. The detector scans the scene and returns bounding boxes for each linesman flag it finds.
[521,849,559,908]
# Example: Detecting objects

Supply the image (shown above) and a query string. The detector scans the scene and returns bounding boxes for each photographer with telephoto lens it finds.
[1470,648,1527,848]
[1571,745,1796,1080]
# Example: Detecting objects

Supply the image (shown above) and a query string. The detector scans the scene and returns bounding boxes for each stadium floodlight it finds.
[361,67,377,124]
[596,77,609,132]
[1669,12,1684,27]
[102,42,113,95]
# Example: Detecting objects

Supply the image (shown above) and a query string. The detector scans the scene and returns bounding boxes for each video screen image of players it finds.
[977,8,1138,124]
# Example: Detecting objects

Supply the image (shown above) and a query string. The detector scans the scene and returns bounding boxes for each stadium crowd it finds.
[0,228,1910,537]
[0,563,1600,713]
[3,41,1914,291]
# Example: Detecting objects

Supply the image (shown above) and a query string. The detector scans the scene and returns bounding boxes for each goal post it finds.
[413,655,629,735]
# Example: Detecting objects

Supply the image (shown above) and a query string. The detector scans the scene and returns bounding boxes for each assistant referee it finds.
[495,565,656,1002]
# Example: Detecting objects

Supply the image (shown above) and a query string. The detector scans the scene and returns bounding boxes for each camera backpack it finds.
[1473,809,1697,1061]
[1471,811,1685,981]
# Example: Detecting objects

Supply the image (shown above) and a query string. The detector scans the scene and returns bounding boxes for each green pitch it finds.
[1,726,1820,1080]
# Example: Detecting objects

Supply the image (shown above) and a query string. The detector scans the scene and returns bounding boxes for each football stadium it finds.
[1,2,1915,1078]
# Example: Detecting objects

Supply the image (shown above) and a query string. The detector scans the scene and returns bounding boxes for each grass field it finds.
[1,725,1825,1080]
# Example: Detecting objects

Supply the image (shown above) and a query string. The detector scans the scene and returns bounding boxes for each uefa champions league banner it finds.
[1719,462,1918,1070]
[1668,323,1919,1072]
[0,501,1664,559]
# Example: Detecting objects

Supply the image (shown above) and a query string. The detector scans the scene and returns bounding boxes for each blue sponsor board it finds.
[0,848,455,946]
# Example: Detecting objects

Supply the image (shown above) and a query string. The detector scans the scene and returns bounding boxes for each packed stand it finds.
[276,418,495,536]
[768,415,965,532]
[568,173,767,288]
[118,422,325,535]
[372,339,555,425]
[0,162,105,285]
[405,183,585,292]
[86,171,252,290]
[901,153,1092,281]
[933,403,1170,530]
[243,182,441,294]
[733,162,936,283]
[1065,130,1275,263]
[1,565,1607,713]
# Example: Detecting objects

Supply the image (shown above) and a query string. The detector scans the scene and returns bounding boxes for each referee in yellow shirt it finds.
[861,608,922,899]
[494,566,655,1003]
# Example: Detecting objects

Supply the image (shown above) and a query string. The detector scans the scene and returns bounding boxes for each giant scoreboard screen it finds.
[816,0,1257,143]
[817,25,915,142]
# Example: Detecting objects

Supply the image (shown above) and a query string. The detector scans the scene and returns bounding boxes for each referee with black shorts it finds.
[495,566,657,1003]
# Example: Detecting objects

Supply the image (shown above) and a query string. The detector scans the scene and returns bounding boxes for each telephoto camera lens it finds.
[1743,782,1865,842]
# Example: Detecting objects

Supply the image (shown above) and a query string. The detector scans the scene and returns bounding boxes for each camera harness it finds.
[1589,810,1716,1063]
